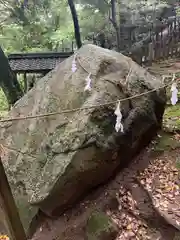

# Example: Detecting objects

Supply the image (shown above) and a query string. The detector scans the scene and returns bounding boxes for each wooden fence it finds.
[131,18,180,65]
[8,17,180,68]
[92,17,180,66]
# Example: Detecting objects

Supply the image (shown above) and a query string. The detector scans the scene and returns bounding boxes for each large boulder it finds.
[0,44,166,233]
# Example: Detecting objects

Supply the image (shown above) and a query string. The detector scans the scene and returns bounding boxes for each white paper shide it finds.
[114,101,124,132]
[84,73,92,91]
[171,82,178,105]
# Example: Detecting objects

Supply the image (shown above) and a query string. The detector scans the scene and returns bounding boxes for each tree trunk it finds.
[68,0,82,49]
[110,0,121,52]
[24,73,28,93]
[0,47,23,107]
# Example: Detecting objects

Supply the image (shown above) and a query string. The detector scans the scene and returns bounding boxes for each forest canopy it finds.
[0,0,174,54]
[0,0,177,110]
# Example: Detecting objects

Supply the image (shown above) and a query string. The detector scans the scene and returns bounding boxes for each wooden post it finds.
[62,40,64,52]
[148,42,154,66]
[23,73,28,93]
[0,157,27,240]
[175,18,178,57]
[72,41,74,52]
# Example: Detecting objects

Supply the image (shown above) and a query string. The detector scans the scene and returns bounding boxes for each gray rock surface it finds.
[0,44,166,233]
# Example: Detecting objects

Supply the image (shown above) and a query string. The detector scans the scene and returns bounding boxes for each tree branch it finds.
[109,17,118,29]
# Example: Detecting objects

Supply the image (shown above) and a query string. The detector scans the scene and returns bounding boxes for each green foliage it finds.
[0,0,109,110]
[0,0,76,53]
[0,0,109,55]
[79,7,106,36]
[0,89,8,113]
[0,0,171,109]
[76,0,110,13]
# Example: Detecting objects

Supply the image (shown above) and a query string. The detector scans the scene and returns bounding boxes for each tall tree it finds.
[109,0,121,52]
[68,0,82,48]
[0,46,23,107]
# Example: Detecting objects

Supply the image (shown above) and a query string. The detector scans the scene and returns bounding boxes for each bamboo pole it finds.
[0,157,27,240]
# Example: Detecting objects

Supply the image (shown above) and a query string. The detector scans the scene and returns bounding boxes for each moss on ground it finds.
[155,102,180,154]
[176,157,180,170]
[153,131,180,153]
[163,103,180,133]
[86,211,115,240]
[176,162,180,170]
[174,232,180,239]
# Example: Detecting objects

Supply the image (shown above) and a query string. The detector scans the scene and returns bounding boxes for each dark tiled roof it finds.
[8,52,73,73]
[9,58,62,72]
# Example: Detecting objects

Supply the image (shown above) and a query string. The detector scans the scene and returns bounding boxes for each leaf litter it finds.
[138,154,180,230]
[106,146,180,239]
[106,186,151,240]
